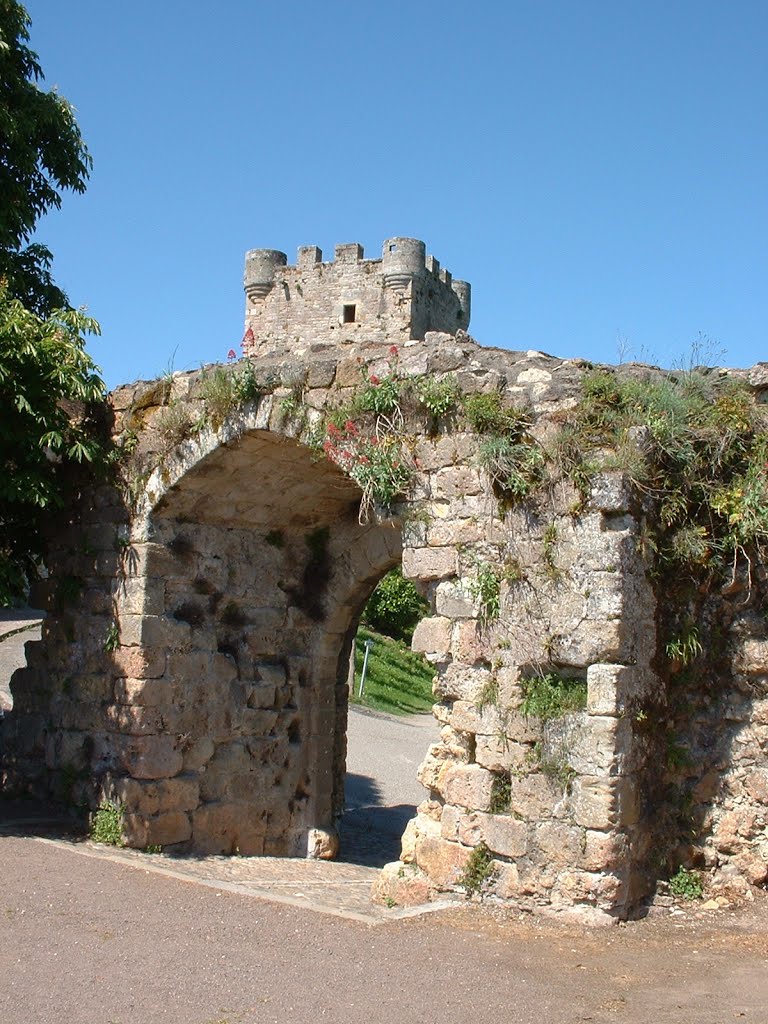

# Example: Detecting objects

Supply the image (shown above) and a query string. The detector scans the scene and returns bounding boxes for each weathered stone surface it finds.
[441,763,495,811]
[307,828,339,860]
[435,580,480,619]
[110,646,167,679]
[402,547,457,581]
[371,861,432,906]
[414,835,472,889]
[122,735,183,780]
[411,616,452,659]
[123,811,191,848]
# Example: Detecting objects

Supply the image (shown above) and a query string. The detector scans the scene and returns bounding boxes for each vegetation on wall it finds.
[556,367,768,584]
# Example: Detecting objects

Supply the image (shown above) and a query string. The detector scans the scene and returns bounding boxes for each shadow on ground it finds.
[339,771,414,867]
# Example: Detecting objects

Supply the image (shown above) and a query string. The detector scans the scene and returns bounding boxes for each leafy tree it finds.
[0,0,92,314]
[0,3,104,604]
[362,568,428,643]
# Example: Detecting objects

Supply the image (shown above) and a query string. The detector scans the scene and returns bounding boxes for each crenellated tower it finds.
[242,237,470,356]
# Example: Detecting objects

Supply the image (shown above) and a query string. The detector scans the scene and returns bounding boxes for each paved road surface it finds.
[0,608,42,711]
[2,835,767,1024]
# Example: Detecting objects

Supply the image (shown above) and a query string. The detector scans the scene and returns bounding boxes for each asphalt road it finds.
[2,835,768,1024]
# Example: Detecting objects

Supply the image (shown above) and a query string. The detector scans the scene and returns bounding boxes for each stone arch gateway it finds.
[3,239,768,923]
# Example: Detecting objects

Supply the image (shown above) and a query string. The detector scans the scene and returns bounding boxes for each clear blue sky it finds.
[24,1,767,389]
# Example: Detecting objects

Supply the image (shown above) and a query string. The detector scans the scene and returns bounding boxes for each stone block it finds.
[115,576,165,616]
[105,704,163,736]
[414,835,472,889]
[543,715,628,777]
[118,614,191,650]
[191,801,266,855]
[451,620,486,665]
[433,664,491,703]
[475,734,530,772]
[71,674,113,703]
[371,861,432,907]
[411,616,452,659]
[431,466,484,499]
[114,677,173,707]
[182,737,215,772]
[589,473,633,513]
[580,830,629,873]
[402,547,457,581]
[427,518,484,547]
[113,776,200,815]
[110,646,167,679]
[416,745,453,792]
[441,763,495,811]
[493,860,521,898]
[586,663,640,717]
[245,682,277,709]
[457,811,528,858]
[123,811,192,848]
[571,775,640,829]
[435,580,480,619]
[532,821,583,868]
[239,709,279,736]
[122,735,183,780]
[507,773,564,821]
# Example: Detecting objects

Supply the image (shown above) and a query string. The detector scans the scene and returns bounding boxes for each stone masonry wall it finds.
[243,238,470,358]
[2,324,768,922]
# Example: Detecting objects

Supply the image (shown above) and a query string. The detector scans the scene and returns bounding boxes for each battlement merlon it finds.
[242,237,470,355]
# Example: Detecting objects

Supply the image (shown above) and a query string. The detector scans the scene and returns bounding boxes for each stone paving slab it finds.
[15,833,457,924]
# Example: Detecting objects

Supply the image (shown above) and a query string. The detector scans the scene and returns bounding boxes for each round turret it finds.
[244,249,288,302]
[451,280,471,331]
[381,237,426,290]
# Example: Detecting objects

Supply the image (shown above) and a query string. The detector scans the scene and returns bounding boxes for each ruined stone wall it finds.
[2,325,767,923]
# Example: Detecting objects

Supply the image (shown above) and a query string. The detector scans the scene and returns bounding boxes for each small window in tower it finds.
[343,304,356,324]
[389,244,397,252]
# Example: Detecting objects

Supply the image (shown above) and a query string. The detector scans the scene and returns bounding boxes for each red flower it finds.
[327,423,341,438]
[227,349,237,361]
[344,419,357,435]
[389,345,399,357]
[369,374,380,385]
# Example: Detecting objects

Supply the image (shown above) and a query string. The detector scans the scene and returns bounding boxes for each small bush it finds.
[464,392,530,436]
[156,402,196,451]
[362,568,428,643]
[520,673,587,721]
[478,436,545,502]
[669,866,703,901]
[469,560,502,626]
[457,842,496,898]
[90,801,124,846]
[416,376,461,425]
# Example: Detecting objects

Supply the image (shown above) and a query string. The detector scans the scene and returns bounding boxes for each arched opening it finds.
[336,568,435,866]
[118,424,434,860]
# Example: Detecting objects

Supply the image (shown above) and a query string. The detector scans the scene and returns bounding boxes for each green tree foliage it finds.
[0,0,92,314]
[0,290,103,602]
[361,567,428,643]
[0,3,104,604]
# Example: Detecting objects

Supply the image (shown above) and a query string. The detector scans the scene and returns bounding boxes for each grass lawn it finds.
[350,626,434,716]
